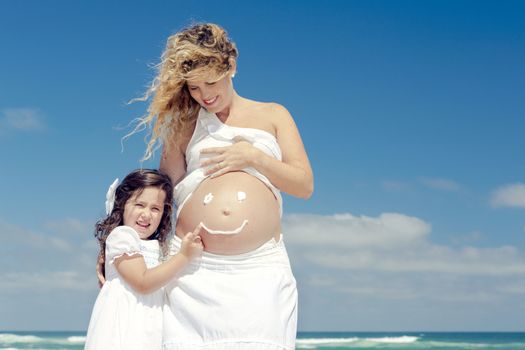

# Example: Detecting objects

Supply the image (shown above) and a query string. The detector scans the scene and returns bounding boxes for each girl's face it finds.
[186,70,234,114]
[123,186,166,239]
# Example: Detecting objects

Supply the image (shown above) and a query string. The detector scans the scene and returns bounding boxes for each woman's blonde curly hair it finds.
[134,23,238,160]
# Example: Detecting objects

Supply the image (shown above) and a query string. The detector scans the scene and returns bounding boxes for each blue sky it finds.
[1,0,524,331]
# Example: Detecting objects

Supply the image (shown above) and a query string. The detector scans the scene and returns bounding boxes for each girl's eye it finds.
[135,203,144,208]
[152,207,161,212]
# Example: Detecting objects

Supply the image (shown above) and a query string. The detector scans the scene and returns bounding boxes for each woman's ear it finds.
[230,61,237,78]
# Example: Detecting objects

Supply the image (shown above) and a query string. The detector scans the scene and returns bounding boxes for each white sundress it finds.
[163,108,298,349]
[163,236,298,350]
[85,226,163,350]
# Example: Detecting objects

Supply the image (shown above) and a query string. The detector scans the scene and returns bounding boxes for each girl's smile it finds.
[123,186,166,239]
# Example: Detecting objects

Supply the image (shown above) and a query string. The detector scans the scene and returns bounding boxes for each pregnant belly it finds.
[175,171,281,255]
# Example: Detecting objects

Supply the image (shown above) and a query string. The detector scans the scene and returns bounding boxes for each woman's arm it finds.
[255,104,314,198]
[159,139,187,186]
[114,227,203,294]
[202,104,314,198]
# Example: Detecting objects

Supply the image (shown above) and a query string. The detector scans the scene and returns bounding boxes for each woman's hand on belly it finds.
[200,140,261,178]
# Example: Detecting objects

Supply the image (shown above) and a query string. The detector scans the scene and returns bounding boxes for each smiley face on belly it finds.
[175,172,281,254]
[200,190,248,235]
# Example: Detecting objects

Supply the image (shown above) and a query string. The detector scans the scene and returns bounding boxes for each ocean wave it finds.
[296,336,418,348]
[297,337,359,349]
[0,333,44,343]
[0,333,85,347]
[67,336,86,343]
[365,336,419,343]
[424,340,525,348]
[297,337,359,344]
[297,337,525,350]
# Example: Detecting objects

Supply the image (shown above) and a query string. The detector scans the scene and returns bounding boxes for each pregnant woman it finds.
[139,23,313,349]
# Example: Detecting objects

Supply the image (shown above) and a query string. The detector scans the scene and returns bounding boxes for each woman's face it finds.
[186,70,234,114]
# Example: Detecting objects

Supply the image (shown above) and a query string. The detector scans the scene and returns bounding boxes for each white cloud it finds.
[0,217,98,289]
[3,213,525,331]
[283,212,525,330]
[337,284,418,300]
[284,212,525,276]
[0,271,93,291]
[44,218,93,236]
[284,212,430,248]
[497,281,525,295]
[309,245,525,275]
[381,180,411,192]
[283,211,525,320]
[418,177,461,191]
[450,230,484,245]
[491,183,525,208]
[0,217,71,251]
[0,108,45,131]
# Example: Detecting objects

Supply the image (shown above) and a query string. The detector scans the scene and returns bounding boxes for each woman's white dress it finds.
[163,108,298,349]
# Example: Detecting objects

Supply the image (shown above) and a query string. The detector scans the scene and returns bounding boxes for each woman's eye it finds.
[206,82,216,86]
[188,86,198,91]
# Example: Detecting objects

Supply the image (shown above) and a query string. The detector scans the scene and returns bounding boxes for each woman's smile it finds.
[203,96,218,106]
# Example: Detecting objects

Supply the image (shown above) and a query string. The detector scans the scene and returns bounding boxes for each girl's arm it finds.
[114,226,203,294]
[202,104,314,198]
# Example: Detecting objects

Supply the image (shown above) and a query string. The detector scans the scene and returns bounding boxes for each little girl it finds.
[84,169,203,350]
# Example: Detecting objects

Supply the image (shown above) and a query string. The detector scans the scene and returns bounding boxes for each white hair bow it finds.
[105,178,119,215]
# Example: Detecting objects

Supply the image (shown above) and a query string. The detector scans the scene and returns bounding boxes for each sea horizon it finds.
[2,330,525,350]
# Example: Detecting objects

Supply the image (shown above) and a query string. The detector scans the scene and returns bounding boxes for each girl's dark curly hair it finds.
[95,169,173,266]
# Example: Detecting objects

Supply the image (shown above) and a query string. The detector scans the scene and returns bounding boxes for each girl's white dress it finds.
[85,226,163,350]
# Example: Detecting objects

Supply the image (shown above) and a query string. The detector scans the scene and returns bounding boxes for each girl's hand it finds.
[200,139,261,178]
[179,224,204,260]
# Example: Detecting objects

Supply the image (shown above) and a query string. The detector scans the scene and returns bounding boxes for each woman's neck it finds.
[215,91,243,121]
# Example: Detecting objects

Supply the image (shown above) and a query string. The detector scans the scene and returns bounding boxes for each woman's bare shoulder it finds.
[245,100,291,121]
[236,101,288,138]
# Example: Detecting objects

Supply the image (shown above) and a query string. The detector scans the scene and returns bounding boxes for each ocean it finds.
[1,331,525,350]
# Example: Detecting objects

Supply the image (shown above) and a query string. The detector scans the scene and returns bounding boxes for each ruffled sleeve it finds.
[105,226,142,265]
[167,234,179,256]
